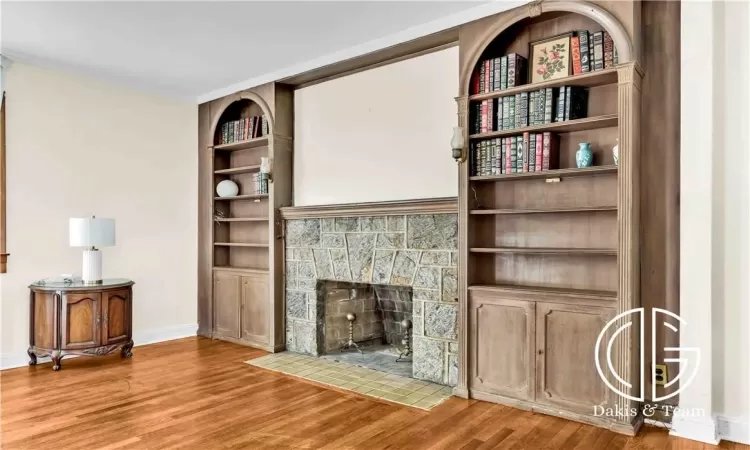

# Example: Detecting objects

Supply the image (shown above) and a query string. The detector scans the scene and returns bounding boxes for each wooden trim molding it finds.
[279,197,458,219]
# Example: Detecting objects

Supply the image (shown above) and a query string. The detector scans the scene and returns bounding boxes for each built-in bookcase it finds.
[456,5,642,435]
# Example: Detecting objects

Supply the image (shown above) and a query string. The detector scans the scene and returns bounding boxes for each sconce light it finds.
[260,157,273,183]
[451,127,465,163]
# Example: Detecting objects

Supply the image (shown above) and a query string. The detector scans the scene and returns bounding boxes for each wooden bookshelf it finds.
[199,83,293,354]
[455,5,643,435]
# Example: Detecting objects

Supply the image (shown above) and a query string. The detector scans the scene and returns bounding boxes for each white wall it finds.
[0,63,198,369]
[293,46,458,206]
[675,0,750,445]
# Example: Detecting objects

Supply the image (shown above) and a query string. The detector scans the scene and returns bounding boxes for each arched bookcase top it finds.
[460,0,636,95]
[209,91,275,141]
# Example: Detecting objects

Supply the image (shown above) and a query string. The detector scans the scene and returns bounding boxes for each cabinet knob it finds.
[538,350,543,355]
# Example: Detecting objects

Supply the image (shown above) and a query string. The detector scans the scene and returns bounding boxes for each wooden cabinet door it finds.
[469,291,535,401]
[61,292,101,350]
[535,302,614,414]
[102,289,131,345]
[240,274,269,345]
[213,272,240,338]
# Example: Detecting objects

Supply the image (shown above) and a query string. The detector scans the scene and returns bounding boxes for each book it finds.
[471,69,480,95]
[493,57,501,91]
[479,61,485,93]
[556,86,567,122]
[500,56,508,90]
[544,87,555,124]
[535,133,543,171]
[489,140,496,175]
[516,136,524,173]
[489,59,495,92]
[529,133,536,172]
[592,31,604,71]
[507,54,516,88]
[514,94,521,129]
[481,100,488,133]
[522,132,530,172]
[564,86,589,120]
[500,138,507,174]
[537,89,546,125]
[542,132,560,170]
[508,137,516,173]
[603,31,614,68]
[579,31,591,73]
[509,54,527,87]
[495,99,502,131]
[571,35,583,75]
[509,96,516,129]
[614,45,619,65]
[487,98,494,132]
[519,92,529,128]
[502,97,510,130]
[529,92,536,125]
[262,115,269,136]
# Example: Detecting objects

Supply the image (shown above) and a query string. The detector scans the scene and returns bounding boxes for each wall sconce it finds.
[451,127,465,163]
[260,157,273,183]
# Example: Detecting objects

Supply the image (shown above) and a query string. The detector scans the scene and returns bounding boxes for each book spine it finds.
[603,31,614,69]
[547,132,560,170]
[593,31,604,71]
[614,45,619,65]
[564,87,572,121]
[535,133,543,171]
[529,92,536,125]
[509,96,516,129]
[516,55,527,86]
[493,99,501,131]
[515,136,523,173]
[537,89,546,125]
[484,60,491,93]
[544,87,554,124]
[470,142,476,176]
[508,137,515,173]
[487,99,494,132]
[262,115,269,136]
[479,61,485,93]
[519,92,528,127]
[471,69,480,95]
[514,94,521,130]
[489,140,496,175]
[494,58,501,91]
[522,132,530,172]
[507,54,517,88]
[500,138,507,174]
[481,100,488,133]
[571,35,583,75]
[529,133,536,172]
[500,56,508,90]
[579,31,591,73]
[490,58,495,92]
[502,97,510,130]
[556,86,566,122]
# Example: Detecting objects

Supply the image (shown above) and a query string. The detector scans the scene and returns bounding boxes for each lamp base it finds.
[82,249,103,284]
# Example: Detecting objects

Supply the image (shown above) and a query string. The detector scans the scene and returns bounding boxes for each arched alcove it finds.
[460,1,635,95]
[210,92,275,146]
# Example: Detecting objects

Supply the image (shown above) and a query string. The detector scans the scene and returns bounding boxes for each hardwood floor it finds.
[1,337,745,450]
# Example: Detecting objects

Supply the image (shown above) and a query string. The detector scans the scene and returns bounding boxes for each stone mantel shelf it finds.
[280,197,458,219]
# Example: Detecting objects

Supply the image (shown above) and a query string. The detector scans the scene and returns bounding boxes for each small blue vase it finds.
[576,142,593,168]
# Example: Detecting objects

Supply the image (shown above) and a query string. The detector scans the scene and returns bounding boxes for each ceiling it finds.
[1,1,511,102]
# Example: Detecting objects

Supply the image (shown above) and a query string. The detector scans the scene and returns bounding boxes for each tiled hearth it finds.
[284,213,459,386]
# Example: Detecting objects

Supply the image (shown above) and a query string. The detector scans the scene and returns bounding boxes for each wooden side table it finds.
[28,278,135,371]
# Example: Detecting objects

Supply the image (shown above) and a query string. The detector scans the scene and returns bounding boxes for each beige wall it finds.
[293,46,459,206]
[0,63,198,368]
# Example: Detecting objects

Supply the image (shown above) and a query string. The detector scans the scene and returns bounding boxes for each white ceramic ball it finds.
[216,180,239,197]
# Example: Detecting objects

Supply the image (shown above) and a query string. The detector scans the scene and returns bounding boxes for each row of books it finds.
[472,86,588,134]
[573,30,618,74]
[471,132,560,176]
[250,173,269,195]
[473,54,527,95]
[218,115,269,145]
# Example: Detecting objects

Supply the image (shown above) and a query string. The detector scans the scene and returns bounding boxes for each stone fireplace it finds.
[284,213,458,386]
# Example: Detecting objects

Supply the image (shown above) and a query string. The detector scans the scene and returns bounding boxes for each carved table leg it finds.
[121,340,134,358]
[51,351,63,371]
[27,347,37,366]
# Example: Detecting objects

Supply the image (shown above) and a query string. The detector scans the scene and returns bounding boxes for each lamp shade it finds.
[70,218,116,247]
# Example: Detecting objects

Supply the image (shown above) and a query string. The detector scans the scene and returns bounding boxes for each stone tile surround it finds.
[285,214,459,386]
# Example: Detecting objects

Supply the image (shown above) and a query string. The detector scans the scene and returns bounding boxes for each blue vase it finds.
[576,142,593,168]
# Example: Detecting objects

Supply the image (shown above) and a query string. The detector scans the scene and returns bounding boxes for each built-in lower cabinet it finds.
[212,269,270,349]
[468,289,616,419]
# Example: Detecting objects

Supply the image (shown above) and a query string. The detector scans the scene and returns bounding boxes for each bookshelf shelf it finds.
[212,136,268,151]
[214,165,261,175]
[470,206,617,214]
[213,266,269,274]
[469,165,617,182]
[468,284,617,302]
[214,242,269,248]
[469,247,617,256]
[468,68,619,102]
[214,217,269,222]
[214,194,269,201]
[468,114,617,140]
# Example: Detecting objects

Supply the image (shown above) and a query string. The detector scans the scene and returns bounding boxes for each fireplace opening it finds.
[317,281,413,378]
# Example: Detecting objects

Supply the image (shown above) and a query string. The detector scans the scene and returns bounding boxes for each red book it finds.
[244,117,250,140]
[481,100,488,133]
[471,70,480,95]
[603,32,614,68]
[571,35,583,75]
[535,133,543,171]
[484,60,491,94]
[542,132,560,170]
[522,132,530,172]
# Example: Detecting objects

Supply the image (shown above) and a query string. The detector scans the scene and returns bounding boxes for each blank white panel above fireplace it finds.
[293,46,459,206]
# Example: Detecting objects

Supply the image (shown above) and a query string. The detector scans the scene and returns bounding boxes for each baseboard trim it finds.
[0,323,197,370]
[670,414,720,445]
[718,416,750,445]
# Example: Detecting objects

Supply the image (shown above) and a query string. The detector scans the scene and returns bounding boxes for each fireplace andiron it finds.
[397,319,413,362]
[340,313,363,354]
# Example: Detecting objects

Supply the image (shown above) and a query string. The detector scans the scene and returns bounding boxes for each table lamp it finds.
[69,216,115,284]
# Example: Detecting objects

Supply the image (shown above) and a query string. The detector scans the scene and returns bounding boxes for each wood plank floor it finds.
[1,337,745,450]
